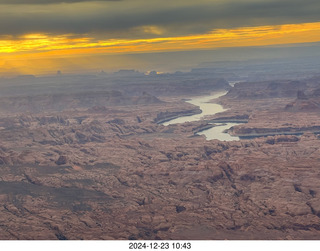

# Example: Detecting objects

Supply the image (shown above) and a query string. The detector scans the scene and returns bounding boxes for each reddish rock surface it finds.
[216,78,320,139]
[1,78,320,240]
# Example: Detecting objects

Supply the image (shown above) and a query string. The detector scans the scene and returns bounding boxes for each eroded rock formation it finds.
[0,76,320,240]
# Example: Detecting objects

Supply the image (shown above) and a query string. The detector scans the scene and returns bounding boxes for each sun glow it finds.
[2,22,320,56]
[1,22,320,74]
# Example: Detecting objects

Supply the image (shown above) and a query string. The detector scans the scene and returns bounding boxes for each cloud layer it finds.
[1,0,320,39]
[0,0,120,4]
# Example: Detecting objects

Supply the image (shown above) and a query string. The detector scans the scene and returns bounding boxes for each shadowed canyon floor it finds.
[1,75,320,239]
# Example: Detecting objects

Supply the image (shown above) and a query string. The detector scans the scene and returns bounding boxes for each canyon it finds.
[0,71,320,240]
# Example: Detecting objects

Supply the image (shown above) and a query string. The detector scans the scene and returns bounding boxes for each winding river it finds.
[162,91,242,141]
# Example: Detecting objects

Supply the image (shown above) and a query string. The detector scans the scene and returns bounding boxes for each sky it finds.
[0,0,320,75]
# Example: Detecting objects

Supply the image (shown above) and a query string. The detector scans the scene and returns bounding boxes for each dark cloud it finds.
[0,0,319,39]
[0,0,120,4]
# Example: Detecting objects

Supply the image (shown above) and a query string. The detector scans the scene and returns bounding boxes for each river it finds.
[162,91,241,141]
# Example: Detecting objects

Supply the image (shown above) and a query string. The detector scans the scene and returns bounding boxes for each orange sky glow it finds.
[1,21,320,75]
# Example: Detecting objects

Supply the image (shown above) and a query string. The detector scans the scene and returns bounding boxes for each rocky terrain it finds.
[212,78,320,139]
[1,74,320,240]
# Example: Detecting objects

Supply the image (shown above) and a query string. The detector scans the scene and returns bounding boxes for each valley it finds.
[0,71,320,240]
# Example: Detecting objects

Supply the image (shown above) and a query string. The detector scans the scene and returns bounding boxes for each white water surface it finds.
[197,122,240,141]
[162,91,241,141]
[162,92,227,126]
